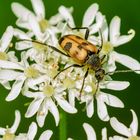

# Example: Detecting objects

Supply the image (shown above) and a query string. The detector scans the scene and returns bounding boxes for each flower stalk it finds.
[59,109,67,140]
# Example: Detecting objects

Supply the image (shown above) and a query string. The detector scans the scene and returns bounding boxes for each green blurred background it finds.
[0,0,140,139]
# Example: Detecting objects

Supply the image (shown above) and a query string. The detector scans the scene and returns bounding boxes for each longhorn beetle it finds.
[20,26,140,96]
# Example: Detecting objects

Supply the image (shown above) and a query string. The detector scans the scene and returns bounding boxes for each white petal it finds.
[100,92,124,108]
[102,128,107,140]
[101,18,108,42]
[67,138,74,140]
[16,19,31,30]
[107,52,117,72]
[24,91,44,98]
[110,117,131,137]
[109,136,128,140]
[58,6,75,27]
[27,75,48,90]
[25,98,43,117]
[96,94,110,121]
[90,12,104,34]
[28,14,43,40]
[39,130,53,140]
[47,98,59,126]
[68,90,76,107]
[6,77,25,101]
[27,122,37,140]
[0,60,24,70]
[13,28,30,40]
[37,101,48,127]
[31,0,45,19]
[7,51,18,62]
[86,98,94,118]
[10,110,21,133]
[110,16,135,47]
[11,2,33,21]
[130,109,138,135]
[49,7,73,25]
[15,42,33,50]
[0,70,22,81]
[100,81,130,90]
[0,128,6,135]
[55,96,77,114]
[83,123,97,140]
[82,3,99,27]
[0,80,11,90]
[0,26,13,52]
[113,51,140,74]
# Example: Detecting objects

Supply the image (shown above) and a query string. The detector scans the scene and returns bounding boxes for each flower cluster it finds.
[0,0,140,139]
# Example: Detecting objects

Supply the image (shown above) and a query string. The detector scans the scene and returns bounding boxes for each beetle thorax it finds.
[86,54,101,70]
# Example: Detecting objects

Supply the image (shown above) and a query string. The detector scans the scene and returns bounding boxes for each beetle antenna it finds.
[18,39,70,57]
[105,69,140,75]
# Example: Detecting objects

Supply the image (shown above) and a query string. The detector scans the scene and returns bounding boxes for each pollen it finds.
[0,52,8,60]
[33,42,47,52]
[91,82,98,95]
[39,19,49,32]
[43,85,54,97]
[129,136,140,140]
[101,41,113,55]
[63,78,75,88]
[24,66,39,78]
[3,128,15,140]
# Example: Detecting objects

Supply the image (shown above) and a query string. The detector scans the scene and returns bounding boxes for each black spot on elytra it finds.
[77,45,83,50]
[64,42,72,51]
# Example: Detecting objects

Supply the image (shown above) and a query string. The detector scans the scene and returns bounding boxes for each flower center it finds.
[2,128,15,140]
[39,19,49,32]
[63,77,75,89]
[24,66,39,78]
[100,41,113,55]
[47,62,59,78]
[0,52,8,60]
[43,85,54,97]
[129,136,140,140]
[33,42,47,52]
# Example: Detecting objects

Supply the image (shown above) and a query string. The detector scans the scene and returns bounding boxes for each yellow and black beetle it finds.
[20,27,106,94]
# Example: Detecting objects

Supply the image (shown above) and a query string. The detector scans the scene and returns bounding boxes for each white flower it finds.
[11,0,59,44]
[0,110,20,140]
[67,67,129,120]
[0,26,16,90]
[101,16,140,73]
[83,123,107,140]
[0,52,45,101]
[13,28,49,63]
[0,110,52,140]
[15,122,53,140]
[24,79,77,127]
[81,79,128,121]
[109,109,140,140]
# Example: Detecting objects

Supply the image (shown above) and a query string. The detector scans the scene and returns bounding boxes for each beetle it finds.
[55,27,106,94]
[20,27,106,95]
[19,24,140,97]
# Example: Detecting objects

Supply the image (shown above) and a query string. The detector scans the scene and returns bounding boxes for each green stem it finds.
[59,109,67,140]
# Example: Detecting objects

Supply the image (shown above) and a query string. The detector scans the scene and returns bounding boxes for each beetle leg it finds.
[18,39,70,57]
[100,55,106,64]
[53,64,84,79]
[79,68,89,97]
